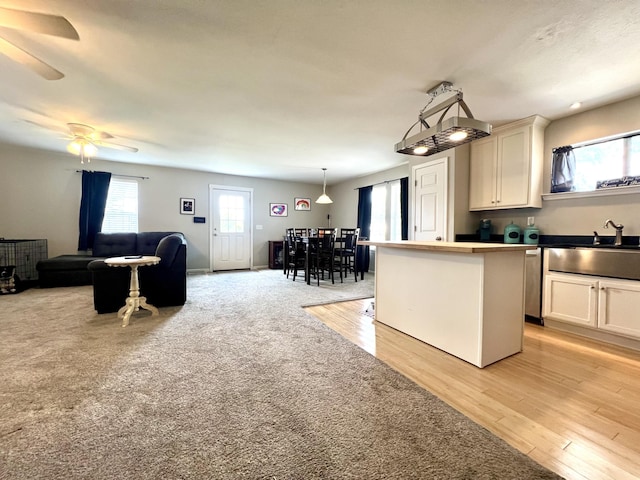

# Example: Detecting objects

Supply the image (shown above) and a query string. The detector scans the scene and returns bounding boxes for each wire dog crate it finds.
[0,239,48,282]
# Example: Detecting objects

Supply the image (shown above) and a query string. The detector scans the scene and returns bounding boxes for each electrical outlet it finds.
[527,216,535,226]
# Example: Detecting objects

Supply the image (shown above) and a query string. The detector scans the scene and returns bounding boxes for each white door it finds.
[210,186,252,271]
[413,158,448,241]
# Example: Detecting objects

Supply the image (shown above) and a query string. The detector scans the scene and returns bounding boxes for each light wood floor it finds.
[305,298,640,480]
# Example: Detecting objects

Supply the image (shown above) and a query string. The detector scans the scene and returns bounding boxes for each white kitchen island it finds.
[360,241,536,368]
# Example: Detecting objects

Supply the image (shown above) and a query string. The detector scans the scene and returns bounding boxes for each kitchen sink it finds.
[547,246,640,281]
[547,243,640,250]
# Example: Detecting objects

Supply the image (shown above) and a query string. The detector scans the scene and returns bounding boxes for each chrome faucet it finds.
[603,219,624,246]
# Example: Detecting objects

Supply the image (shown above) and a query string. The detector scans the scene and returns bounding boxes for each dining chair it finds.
[285,230,306,281]
[313,228,341,284]
[294,228,309,236]
[336,228,360,282]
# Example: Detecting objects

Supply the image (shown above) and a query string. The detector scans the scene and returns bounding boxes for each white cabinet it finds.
[543,273,598,327]
[543,272,640,339]
[469,115,549,210]
[597,279,640,338]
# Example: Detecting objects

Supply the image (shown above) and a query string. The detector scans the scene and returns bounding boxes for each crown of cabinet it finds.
[469,115,549,211]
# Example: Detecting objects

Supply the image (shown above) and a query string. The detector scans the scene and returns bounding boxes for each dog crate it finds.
[0,239,48,282]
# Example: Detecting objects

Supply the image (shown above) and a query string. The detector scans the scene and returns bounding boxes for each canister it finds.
[503,222,521,244]
[524,224,540,244]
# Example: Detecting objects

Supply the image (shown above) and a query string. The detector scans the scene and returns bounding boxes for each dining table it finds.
[283,235,368,285]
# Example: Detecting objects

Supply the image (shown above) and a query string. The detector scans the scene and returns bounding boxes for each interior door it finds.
[413,158,448,241]
[210,186,252,271]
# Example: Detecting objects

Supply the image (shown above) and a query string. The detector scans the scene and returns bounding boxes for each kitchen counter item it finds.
[524,224,540,244]
[479,219,492,241]
[504,222,521,244]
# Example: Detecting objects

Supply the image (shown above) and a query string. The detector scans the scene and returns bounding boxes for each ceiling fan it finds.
[0,5,79,80]
[66,123,139,164]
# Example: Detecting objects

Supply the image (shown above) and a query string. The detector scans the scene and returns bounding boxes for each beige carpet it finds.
[0,269,561,479]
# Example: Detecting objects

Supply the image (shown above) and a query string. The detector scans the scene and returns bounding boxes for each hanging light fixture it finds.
[316,168,333,204]
[395,81,492,157]
[67,137,97,164]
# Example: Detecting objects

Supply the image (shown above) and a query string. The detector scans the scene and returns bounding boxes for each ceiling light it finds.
[316,168,333,204]
[413,145,429,154]
[570,102,582,110]
[67,138,97,164]
[395,82,492,156]
[449,130,468,141]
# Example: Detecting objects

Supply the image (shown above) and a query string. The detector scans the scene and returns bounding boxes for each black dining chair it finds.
[285,230,306,281]
[336,228,360,282]
[313,228,341,284]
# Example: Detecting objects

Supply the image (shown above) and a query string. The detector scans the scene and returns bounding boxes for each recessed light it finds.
[570,102,582,110]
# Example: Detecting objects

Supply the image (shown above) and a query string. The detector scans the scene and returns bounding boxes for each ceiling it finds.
[2,0,640,185]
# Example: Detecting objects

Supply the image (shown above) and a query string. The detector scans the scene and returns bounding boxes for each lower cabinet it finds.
[543,272,640,339]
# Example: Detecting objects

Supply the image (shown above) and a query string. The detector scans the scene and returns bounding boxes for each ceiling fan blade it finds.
[95,140,139,153]
[0,7,79,40]
[67,123,95,136]
[0,36,63,80]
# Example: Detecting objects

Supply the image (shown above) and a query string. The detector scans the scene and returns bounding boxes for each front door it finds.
[210,185,253,271]
[412,158,448,241]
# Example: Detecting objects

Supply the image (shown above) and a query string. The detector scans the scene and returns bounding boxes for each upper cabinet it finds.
[469,115,549,211]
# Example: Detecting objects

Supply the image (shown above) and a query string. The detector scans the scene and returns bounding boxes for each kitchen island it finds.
[360,241,536,368]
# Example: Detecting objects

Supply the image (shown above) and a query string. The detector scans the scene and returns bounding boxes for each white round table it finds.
[104,255,161,327]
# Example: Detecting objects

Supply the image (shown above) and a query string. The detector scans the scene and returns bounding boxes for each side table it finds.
[104,255,161,327]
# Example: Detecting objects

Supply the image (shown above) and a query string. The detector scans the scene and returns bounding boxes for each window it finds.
[555,131,640,193]
[218,194,245,233]
[370,180,402,242]
[101,177,138,233]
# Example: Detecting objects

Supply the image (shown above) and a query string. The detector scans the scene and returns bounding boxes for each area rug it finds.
[0,269,561,479]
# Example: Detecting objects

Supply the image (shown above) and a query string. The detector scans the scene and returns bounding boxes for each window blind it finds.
[101,177,139,233]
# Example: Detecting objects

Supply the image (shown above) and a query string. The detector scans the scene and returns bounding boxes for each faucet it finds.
[603,219,624,246]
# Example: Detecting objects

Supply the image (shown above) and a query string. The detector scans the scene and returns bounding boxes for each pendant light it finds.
[316,168,333,204]
[395,82,492,157]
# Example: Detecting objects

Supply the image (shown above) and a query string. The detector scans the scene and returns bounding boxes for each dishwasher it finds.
[524,247,542,324]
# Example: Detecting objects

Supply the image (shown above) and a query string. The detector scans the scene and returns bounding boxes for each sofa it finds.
[87,232,187,313]
[36,232,187,313]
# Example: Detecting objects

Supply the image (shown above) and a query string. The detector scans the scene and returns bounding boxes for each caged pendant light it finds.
[395,81,492,157]
[316,168,333,204]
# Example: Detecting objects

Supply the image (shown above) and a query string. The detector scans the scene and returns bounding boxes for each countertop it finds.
[358,240,537,253]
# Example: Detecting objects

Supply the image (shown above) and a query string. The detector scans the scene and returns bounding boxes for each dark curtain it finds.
[400,177,409,240]
[78,170,112,251]
[356,186,372,272]
[551,146,576,193]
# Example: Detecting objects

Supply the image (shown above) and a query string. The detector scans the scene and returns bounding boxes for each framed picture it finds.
[269,203,288,217]
[180,197,195,215]
[294,197,311,211]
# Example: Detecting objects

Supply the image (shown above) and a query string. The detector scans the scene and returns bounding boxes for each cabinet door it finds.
[597,279,640,338]
[543,273,598,326]
[469,136,497,210]
[497,125,530,208]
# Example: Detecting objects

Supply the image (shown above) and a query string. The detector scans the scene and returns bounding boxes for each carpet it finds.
[0,269,561,479]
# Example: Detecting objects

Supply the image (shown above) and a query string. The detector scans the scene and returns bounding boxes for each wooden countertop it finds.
[358,240,537,253]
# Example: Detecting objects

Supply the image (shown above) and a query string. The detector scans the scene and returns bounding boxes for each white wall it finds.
[0,144,329,269]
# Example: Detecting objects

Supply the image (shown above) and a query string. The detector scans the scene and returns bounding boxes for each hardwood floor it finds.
[305,298,640,480]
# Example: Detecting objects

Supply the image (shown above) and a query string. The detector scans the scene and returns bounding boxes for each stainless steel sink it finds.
[547,246,640,281]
